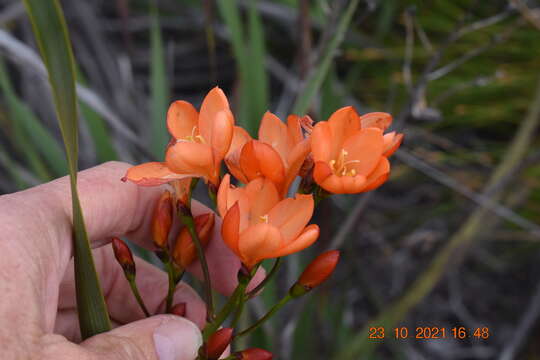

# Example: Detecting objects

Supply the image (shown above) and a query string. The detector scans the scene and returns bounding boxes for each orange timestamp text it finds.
[368,326,490,340]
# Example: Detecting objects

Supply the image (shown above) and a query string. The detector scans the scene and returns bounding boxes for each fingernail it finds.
[153,318,202,360]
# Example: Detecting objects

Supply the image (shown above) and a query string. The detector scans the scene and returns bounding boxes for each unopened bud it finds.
[112,237,135,279]
[291,250,340,297]
[172,213,215,268]
[204,328,233,360]
[151,191,173,249]
[170,302,186,317]
[233,348,273,360]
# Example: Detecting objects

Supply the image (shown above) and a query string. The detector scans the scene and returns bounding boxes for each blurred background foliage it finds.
[1,0,540,358]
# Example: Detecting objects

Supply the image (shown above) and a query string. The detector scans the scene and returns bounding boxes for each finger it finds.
[54,309,122,343]
[0,161,243,332]
[57,246,206,333]
[44,315,202,360]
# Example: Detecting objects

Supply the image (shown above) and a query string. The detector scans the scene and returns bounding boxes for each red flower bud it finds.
[205,328,233,360]
[234,348,273,360]
[170,302,186,317]
[172,213,215,268]
[298,250,339,289]
[112,237,135,278]
[152,190,173,249]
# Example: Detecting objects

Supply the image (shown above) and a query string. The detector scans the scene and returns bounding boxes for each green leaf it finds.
[292,0,360,115]
[150,1,169,159]
[217,0,269,136]
[23,0,111,338]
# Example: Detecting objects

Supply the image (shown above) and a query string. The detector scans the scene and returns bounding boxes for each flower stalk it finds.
[179,207,214,321]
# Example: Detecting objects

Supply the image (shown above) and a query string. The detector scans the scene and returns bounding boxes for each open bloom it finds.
[311,106,402,194]
[225,112,311,197]
[122,87,234,187]
[218,174,319,269]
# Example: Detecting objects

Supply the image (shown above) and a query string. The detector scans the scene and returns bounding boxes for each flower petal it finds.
[343,128,384,176]
[165,141,214,179]
[238,223,282,268]
[282,139,311,196]
[259,111,289,161]
[313,161,333,184]
[268,194,314,242]
[122,162,190,186]
[166,100,199,140]
[221,202,241,256]
[360,156,390,193]
[270,224,319,258]
[287,114,303,145]
[245,178,280,224]
[327,106,360,156]
[311,122,334,163]
[319,173,367,194]
[240,140,285,191]
[383,132,403,157]
[360,112,392,131]
[199,87,230,143]
[209,109,234,166]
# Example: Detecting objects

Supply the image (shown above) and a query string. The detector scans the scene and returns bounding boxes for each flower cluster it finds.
[118,87,402,358]
[123,87,402,269]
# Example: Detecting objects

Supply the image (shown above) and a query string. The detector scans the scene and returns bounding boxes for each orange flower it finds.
[311,106,402,194]
[218,175,319,269]
[224,112,311,196]
[122,87,234,186]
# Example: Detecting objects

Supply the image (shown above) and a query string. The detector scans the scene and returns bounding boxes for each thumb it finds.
[81,315,202,360]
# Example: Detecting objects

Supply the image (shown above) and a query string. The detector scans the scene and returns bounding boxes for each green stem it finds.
[202,280,248,340]
[236,294,292,338]
[182,212,214,320]
[230,292,246,329]
[128,277,151,317]
[247,258,281,299]
[165,259,176,313]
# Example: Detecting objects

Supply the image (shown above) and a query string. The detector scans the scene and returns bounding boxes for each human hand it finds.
[0,161,260,359]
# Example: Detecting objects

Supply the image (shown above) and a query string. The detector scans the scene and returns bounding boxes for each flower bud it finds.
[233,348,273,360]
[151,190,173,249]
[172,213,215,268]
[112,237,135,279]
[291,250,340,297]
[170,302,186,317]
[204,328,233,360]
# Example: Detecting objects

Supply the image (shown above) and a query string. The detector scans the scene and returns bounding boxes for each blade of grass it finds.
[217,0,268,135]
[292,0,360,115]
[0,58,68,177]
[150,0,169,159]
[247,0,269,130]
[23,0,111,338]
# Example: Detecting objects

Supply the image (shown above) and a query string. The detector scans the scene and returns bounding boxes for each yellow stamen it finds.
[330,149,360,177]
[259,215,269,223]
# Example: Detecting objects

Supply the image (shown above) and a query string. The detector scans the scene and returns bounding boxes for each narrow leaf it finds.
[22,0,111,338]
[292,0,360,115]
[150,1,169,159]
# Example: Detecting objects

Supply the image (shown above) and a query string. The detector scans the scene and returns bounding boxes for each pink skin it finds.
[0,162,263,359]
